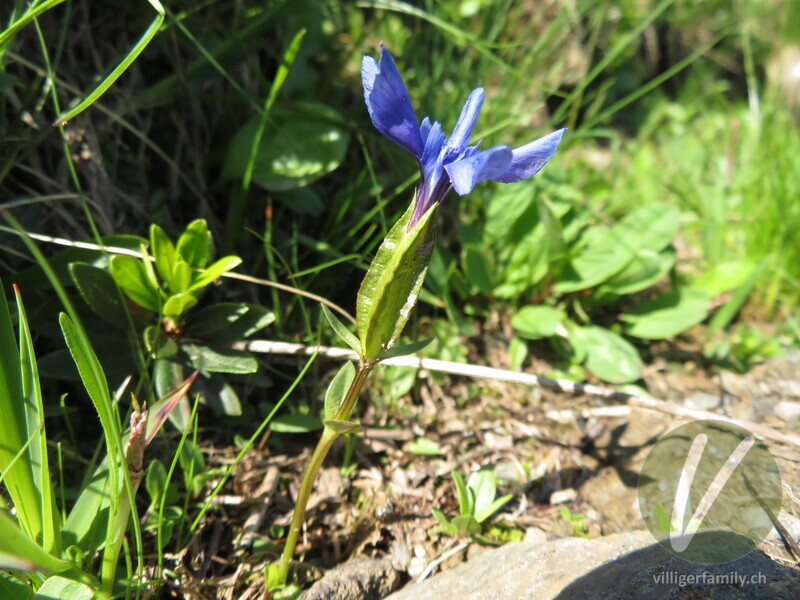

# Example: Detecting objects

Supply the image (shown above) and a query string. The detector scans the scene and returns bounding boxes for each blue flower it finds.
[362,44,566,227]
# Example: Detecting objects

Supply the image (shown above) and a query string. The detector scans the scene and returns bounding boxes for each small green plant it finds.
[430,188,712,384]
[431,466,514,538]
[69,219,274,425]
[559,506,589,538]
[0,280,196,597]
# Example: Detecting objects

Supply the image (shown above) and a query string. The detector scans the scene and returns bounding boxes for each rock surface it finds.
[298,558,400,600]
[384,530,800,600]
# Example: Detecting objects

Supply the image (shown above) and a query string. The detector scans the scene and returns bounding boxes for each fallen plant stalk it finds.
[237,339,800,448]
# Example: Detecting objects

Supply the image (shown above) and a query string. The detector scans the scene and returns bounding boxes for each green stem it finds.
[276,362,373,585]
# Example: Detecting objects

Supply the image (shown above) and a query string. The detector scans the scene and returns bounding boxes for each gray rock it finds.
[384,530,800,600]
[298,558,400,600]
[684,392,722,411]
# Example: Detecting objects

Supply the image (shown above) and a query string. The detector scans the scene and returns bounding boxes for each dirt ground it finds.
[155,343,800,599]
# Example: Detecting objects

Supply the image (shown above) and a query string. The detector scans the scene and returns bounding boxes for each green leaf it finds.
[16,287,60,555]
[163,293,198,317]
[706,265,761,334]
[508,337,528,371]
[188,256,242,292]
[35,576,97,600]
[452,471,472,517]
[150,224,178,288]
[222,102,350,191]
[601,248,675,296]
[145,460,168,506]
[153,359,190,430]
[323,419,363,435]
[182,343,257,374]
[462,245,494,295]
[451,515,482,536]
[109,255,161,311]
[204,304,275,345]
[0,570,30,600]
[468,467,500,523]
[692,260,757,296]
[622,289,710,339]
[321,304,361,354]
[0,511,69,573]
[185,303,250,336]
[511,305,565,339]
[356,202,436,361]
[324,362,356,421]
[407,437,441,456]
[169,259,193,294]
[269,414,323,433]
[176,219,212,269]
[58,313,122,517]
[431,507,458,536]
[69,263,126,327]
[382,338,433,360]
[570,325,642,384]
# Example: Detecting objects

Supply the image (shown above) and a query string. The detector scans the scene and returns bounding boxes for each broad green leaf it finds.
[0,570,30,600]
[570,325,642,383]
[109,255,161,311]
[321,305,361,354]
[356,202,436,361]
[622,289,710,339]
[145,460,168,506]
[193,372,242,417]
[185,303,249,336]
[222,102,350,191]
[0,511,69,573]
[511,305,565,339]
[162,293,198,317]
[692,260,757,297]
[508,337,528,371]
[269,414,323,433]
[204,304,275,345]
[35,576,96,600]
[323,419,363,435]
[169,259,193,294]
[607,203,679,254]
[462,245,494,295]
[554,242,627,294]
[188,256,242,292]
[407,437,441,456]
[601,248,675,296]
[176,219,212,269]
[538,197,566,263]
[150,224,177,288]
[382,338,433,360]
[468,467,500,523]
[69,263,126,327]
[451,515,482,536]
[182,343,257,374]
[324,362,356,421]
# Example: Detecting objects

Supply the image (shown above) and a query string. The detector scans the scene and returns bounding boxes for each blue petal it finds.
[362,45,424,157]
[420,120,445,170]
[492,128,566,183]
[445,145,512,195]
[447,88,485,151]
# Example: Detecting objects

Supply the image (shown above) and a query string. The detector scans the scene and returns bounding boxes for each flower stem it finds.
[276,362,373,585]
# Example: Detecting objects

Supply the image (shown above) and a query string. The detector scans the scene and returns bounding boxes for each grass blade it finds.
[53,0,166,125]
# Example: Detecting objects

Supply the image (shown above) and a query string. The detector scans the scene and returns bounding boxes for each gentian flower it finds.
[362,43,566,227]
